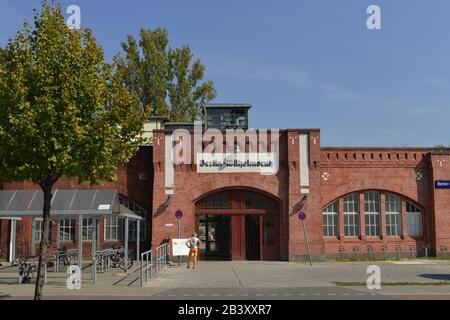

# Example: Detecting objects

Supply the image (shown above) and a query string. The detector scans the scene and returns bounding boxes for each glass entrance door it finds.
[198,215,231,260]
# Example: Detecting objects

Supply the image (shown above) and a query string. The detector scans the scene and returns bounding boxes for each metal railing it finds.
[140,243,170,287]
[155,243,169,273]
[140,249,153,287]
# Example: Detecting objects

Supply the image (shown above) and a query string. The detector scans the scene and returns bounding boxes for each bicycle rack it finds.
[352,246,359,260]
[52,249,79,273]
[409,245,417,259]
[367,245,374,260]
[423,245,431,260]
[338,246,345,260]
[381,245,388,260]
[395,245,402,260]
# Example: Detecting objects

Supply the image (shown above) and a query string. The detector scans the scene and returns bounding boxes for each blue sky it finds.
[1,0,449,147]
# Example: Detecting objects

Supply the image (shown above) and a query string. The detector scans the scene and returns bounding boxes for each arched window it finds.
[385,194,402,236]
[323,190,424,240]
[406,202,422,237]
[199,193,230,209]
[323,201,338,237]
[343,193,359,236]
[364,191,381,236]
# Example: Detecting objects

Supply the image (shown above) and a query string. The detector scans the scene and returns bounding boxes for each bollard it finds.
[338,246,345,260]
[395,245,402,260]
[409,245,416,259]
[367,245,374,261]
[423,245,431,260]
[381,245,388,260]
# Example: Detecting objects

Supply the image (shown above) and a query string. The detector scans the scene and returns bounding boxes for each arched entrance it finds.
[195,188,280,261]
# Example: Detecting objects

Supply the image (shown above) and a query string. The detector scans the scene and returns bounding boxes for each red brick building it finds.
[1,121,449,262]
[152,127,450,261]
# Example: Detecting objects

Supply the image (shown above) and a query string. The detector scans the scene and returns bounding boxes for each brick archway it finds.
[194,188,280,261]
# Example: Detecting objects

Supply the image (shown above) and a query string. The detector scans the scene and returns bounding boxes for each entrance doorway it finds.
[195,189,280,261]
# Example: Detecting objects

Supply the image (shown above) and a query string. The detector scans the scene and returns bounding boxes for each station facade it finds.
[0,104,449,261]
[152,126,450,261]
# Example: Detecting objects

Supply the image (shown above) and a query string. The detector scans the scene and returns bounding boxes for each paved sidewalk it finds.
[1,260,449,299]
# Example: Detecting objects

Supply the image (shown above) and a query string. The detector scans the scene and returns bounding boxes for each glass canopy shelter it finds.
[0,189,142,275]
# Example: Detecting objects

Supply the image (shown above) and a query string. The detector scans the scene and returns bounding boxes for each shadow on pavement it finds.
[418,274,450,281]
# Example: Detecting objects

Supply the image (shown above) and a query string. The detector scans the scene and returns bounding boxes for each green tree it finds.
[115,28,217,121]
[0,2,147,299]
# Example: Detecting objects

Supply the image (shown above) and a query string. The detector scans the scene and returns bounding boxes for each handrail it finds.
[140,243,170,287]
[140,249,152,287]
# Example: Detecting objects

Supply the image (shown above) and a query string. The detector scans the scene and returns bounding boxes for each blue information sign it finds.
[435,181,450,189]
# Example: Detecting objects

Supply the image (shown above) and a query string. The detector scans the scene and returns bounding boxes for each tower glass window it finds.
[205,104,251,130]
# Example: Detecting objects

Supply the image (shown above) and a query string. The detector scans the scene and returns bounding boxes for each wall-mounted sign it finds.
[165,223,174,227]
[196,153,278,174]
[435,181,450,189]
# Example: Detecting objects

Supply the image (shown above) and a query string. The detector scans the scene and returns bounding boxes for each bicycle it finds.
[17,256,38,284]
[97,247,133,271]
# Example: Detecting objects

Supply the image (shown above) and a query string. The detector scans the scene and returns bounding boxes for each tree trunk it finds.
[34,184,53,300]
